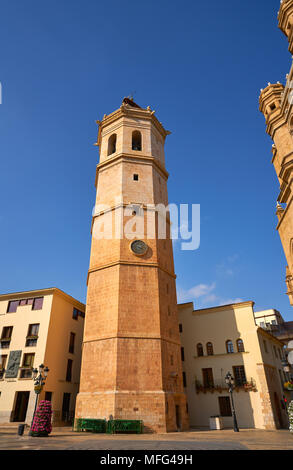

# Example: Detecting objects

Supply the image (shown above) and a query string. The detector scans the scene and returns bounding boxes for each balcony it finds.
[0,338,11,349]
[195,379,257,394]
[19,367,33,379]
[25,335,38,347]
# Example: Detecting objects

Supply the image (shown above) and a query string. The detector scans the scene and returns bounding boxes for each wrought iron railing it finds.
[195,379,257,393]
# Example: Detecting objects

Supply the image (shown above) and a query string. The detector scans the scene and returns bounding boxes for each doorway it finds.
[62,393,71,422]
[273,392,284,429]
[12,392,30,422]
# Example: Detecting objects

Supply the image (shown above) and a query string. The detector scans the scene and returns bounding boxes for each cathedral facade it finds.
[259,0,293,306]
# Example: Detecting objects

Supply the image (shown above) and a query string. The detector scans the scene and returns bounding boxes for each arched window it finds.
[206,342,214,356]
[197,343,204,357]
[107,134,117,156]
[226,340,234,354]
[132,131,142,151]
[236,339,245,353]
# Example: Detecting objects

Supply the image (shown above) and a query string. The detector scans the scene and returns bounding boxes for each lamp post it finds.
[29,364,49,435]
[225,372,239,433]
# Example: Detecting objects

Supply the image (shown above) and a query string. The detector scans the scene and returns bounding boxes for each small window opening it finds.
[132,131,142,151]
[108,134,117,156]
[133,174,139,181]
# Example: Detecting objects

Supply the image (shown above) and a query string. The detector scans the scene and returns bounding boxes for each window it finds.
[132,131,142,151]
[0,326,13,348]
[26,324,39,347]
[197,343,204,357]
[181,347,185,362]
[236,339,245,353]
[133,173,139,181]
[45,392,52,402]
[263,340,268,353]
[233,366,247,386]
[206,342,214,356]
[20,353,35,378]
[1,326,13,339]
[107,134,117,156]
[269,103,276,111]
[0,355,7,379]
[7,300,20,313]
[168,306,171,316]
[273,346,278,358]
[218,397,232,417]
[182,371,187,388]
[170,355,174,366]
[66,359,73,382]
[72,308,84,320]
[69,332,75,354]
[202,368,214,388]
[260,322,265,329]
[32,297,44,311]
[22,353,34,367]
[179,324,183,333]
[226,340,234,354]
[278,349,283,360]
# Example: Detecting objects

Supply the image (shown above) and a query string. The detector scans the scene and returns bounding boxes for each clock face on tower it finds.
[130,240,148,256]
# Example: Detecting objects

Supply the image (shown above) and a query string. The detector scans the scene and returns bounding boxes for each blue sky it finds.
[0,0,292,320]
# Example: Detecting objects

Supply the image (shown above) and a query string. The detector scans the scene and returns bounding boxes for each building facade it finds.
[259,0,293,306]
[0,288,85,425]
[178,301,289,430]
[75,98,189,433]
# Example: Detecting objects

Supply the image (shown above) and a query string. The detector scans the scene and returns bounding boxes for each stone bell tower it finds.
[258,0,293,306]
[75,98,189,432]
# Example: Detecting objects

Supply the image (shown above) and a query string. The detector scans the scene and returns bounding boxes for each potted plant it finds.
[284,381,293,391]
[209,415,224,430]
[30,400,52,437]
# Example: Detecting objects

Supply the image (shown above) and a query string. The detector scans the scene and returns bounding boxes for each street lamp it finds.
[29,364,50,435]
[225,372,239,433]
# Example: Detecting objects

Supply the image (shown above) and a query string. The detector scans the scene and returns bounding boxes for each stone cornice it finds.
[83,335,181,347]
[191,301,255,315]
[87,260,177,284]
[95,153,169,188]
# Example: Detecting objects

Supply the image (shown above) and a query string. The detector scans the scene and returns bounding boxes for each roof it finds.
[0,287,85,311]
[192,301,254,315]
[122,97,141,109]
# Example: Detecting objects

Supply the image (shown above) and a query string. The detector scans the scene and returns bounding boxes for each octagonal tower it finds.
[75,98,189,432]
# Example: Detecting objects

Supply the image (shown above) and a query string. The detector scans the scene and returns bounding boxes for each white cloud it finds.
[177,282,216,303]
[177,282,243,308]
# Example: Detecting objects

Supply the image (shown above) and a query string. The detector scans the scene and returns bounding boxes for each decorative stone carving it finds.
[5,350,22,378]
